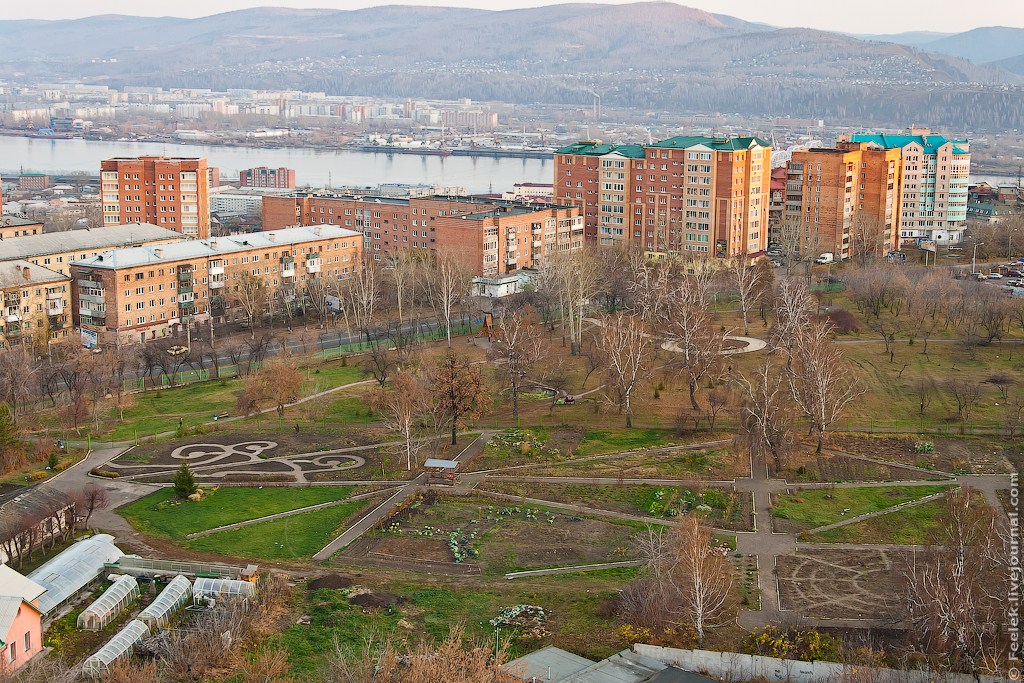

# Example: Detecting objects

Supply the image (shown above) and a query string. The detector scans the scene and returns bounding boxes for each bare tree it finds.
[77,483,108,529]
[945,379,983,434]
[423,249,471,347]
[666,285,723,411]
[235,272,269,338]
[728,255,765,336]
[339,259,380,343]
[734,356,795,472]
[771,277,816,365]
[364,333,397,388]
[629,517,733,646]
[788,322,862,452]
[849,214,889,266]
[626,249,673,323]
[387,252,420,338]
[596,312,652,428]
[490,305,547,425]
[915,377,937,416]
[370,369,432,470]
[547,250,599,354]
[903,487,1006,679]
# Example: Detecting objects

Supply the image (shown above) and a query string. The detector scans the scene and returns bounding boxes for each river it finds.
[0,135,553,193]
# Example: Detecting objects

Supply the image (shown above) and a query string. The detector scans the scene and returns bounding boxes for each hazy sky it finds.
[8,0,1024,34]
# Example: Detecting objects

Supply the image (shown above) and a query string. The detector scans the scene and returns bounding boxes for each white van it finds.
[814,253,835,264]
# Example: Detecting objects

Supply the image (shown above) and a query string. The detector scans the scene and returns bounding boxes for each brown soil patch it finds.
[369,537,454,564]
[779,449,942,482]
[308,574,353,589]
[777,548,907,621]
[828,434,1014,474]
[350,591,400,608]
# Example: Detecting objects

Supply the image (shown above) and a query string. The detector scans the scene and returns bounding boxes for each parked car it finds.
[988,272,1003,279]
[1007,270,1023,277]
[973,272,988,281]
[814,252,835,264]
[770,260,782,268]
[766,249,783,258]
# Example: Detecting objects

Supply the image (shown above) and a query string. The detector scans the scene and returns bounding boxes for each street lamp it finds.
[972,242,984,275]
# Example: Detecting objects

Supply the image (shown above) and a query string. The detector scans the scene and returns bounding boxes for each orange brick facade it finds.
[100,156,211,239]
[262,194,584,276]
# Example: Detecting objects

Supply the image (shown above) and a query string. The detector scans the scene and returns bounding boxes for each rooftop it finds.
[0,216,44,228]
[851,133,969,155]
[0,564,46,604]
[0,224,183,261]
[72,224,361,270]
[555,141,647,158]
[648,135,770,150]
[0,260,69,289]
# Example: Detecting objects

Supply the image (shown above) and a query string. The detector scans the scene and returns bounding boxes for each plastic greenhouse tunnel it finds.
[80,619,149,677]
[137,575,191,629]
[192,577,257,601]
[77,575,140,631]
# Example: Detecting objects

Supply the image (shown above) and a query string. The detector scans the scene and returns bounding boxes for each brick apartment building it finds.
[554,136,771,257]
[100,156,211,239]
[18,174,51,191]
[785,141,904,259]
[238,166,297,189]
[0,224,184,277]
[0,260,72,351]
[70,225,361,343]
[849,129,970,245]
[262,193,584,276]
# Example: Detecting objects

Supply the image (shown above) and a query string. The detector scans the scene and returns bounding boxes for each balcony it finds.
[5,325,22,337]
[506,254,518,264]
[5,307,21,323]
[532,239,542,248]
[280,257,295,277]
[178,291,195,303]
[177,279,194,292]
[209,262,225,276]
[209,275,225,289]
[305,257,322,274]
[46,299,65,315]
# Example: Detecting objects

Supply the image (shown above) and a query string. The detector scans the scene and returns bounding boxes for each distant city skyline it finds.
[6,0,1023,35]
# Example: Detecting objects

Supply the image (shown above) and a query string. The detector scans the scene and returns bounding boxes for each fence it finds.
[633,645,1005,683]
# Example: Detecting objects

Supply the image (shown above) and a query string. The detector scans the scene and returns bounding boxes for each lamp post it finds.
[972,242,984,275]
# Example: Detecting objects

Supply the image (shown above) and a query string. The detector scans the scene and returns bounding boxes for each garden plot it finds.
[350,493,641,575]
[828,434,1015,475]
[522,444,747,480]
[777,449,947,483]
[777,548,907,621]
[770,485,950,534]
[480,482,753,531]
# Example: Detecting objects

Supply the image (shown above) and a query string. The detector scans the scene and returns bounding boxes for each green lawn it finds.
[300,364,367,392]
[811,499,947,544]
[108,379,242,440]
[321,396,379,423]
[576,428,679,456]
[120,486,354,537]
[771,485,950,529]
[183,500,366,560]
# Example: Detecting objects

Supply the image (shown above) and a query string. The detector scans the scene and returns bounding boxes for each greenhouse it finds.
[193,577,257,601]
[137,575,190,629]
[28,533,124,614]
[80,619,149,677]
[77,575,140,631]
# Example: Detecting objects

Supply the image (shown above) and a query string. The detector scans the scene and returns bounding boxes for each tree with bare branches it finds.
[666,285,723,411]
[734,356,795,472]
[903,487,1007,679]
[77,482,108,530]
[596,312,652,428]
[728,255,766,336]
[235,272,269,338]
[787,322,862,452]
[370,369,432,470]
[945,379,983,434]
[423,249,471,347]
[490,305,547,425]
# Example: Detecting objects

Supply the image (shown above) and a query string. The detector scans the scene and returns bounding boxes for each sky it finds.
[7,0,1024,34]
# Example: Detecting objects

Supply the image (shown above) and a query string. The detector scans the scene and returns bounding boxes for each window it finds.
[24,631,30,653]
[9,640,16,662]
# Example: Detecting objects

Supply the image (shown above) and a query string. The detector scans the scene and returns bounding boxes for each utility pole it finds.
[972,241,984,274]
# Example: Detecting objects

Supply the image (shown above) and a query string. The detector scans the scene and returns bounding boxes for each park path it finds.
[311,431,497,561]
[504,560,643,580]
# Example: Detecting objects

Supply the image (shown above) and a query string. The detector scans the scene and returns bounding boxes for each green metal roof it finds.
[851,133,969,155]
[647,135,770,150]
[555,141,646,158]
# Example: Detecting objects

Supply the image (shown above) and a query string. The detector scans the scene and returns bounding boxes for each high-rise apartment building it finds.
[100,156,211,239]
[0,261,72,351]
[849,129,970,244]
[785,142,903,259]
[554,136,771,257]
[262,193,583,276]
[239,166,297,189]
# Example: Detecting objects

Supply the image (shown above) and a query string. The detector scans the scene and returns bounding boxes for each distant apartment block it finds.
[0,260,72,350]
[18,174,51,191]
[239,166,297,189]
[785,141,903,259]
[262,193,583,277]
[848,128,970,244]
[100,156,211,239]
[554,136,771,257]
[71,225,362,343]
